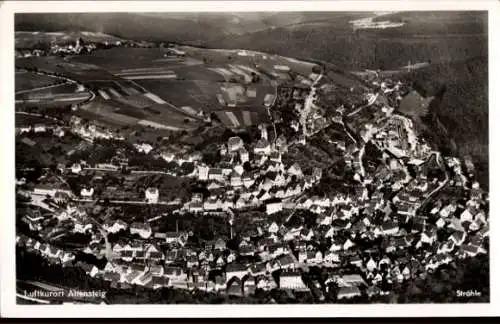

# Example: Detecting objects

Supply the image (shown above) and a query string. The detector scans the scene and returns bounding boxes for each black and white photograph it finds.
[1,0,499,318]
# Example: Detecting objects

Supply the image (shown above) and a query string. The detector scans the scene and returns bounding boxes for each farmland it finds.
[15,71,63,92]
[15,44,327,130]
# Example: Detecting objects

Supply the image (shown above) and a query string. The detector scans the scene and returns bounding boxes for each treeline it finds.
[393,255,490,303]
[206,26,487,70]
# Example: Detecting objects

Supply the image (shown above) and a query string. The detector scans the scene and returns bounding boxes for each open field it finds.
[15,46,325,129]
[16,83,80,99]
[15,71,63,92]
[214,109,269,128]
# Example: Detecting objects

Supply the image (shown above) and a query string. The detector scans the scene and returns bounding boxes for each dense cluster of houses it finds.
[176,133,324,215]
[16,67,490,303]
[16,234,76,265]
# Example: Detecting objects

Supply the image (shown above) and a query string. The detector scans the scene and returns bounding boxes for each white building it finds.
[266,202,283,215]
[145,187,159,204]
[280,271,307,290]
[274,65,291,72]
[80,187,94,198]
[71,163,82,174]
[228,136,244,152]
[198,165,209,181]
[134,143,154,154]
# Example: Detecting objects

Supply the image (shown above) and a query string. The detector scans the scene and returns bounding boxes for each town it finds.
[15,33,489,304]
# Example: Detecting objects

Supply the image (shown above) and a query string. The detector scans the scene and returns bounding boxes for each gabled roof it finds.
[226,263,247,273]
[280,270,301,277]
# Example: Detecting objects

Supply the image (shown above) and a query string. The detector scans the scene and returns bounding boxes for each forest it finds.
[400,56,488,187]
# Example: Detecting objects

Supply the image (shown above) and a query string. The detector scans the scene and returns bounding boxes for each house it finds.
[77,262,99,278]
[145,187,159,203]
[278,253,296,270]
[339,274,366,287]
[214,238,226,251]
[134,143,153,154]
[461,244,485,258]
[301,228,315,241]
[80,187,94,198]
[323,252,340,265]
[227,280,243,297]
[196,165,209,181]
[478,225,489,238]
[161,150,176,162]
[104,220,128,234]
[242,173,256,188]
[268,222,279,234]
[120,250,134,262]
[161,232,187,245]
[129,222,152,239]
[144,244,160,257]
[186,255,199,268]
[437,241,455,254]
[254,139,271,155]
[349,255,363,268]
[239,148,249,163]
[226,263,248,282]
[419,229,437,245]
[270,152,281,163]
[366,258,377,272]
[208,168,224,182]
[135,272,153,286]
[256,275,277,291]
[266,201,283,215]
[304,251,323,264]
[279,270,308,291]
[188,201,204,213]
[103,271,120,283]
[73,221,93,234]
[287,163,304,178]
[449,231,467,246]
[230,171,243,187]
[366,285,381,298]
[268,243,288,258]
[228,136,244,152]
[164,267,188,282]
[152,276,168,290]
[249,262,268,277]
[60,252,75,265]
[204,198,223,211]
[71,163,82,174]
[343,238,355,250]
[337,286,361,300]
[381,222,399,236]
[436,217,446,228]
[329,239,343,252]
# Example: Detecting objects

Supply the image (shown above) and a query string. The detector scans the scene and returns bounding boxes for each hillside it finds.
[205,11,487,70]
[15,12,364,45]
[399,56,488,187]
[15,13,229,44]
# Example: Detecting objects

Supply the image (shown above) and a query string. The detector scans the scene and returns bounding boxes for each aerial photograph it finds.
[14,11,489,305]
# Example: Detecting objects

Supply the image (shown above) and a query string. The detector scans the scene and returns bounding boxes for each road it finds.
[16,111,63,123]
[16,293,51,304]
[15,82,71,95]
[74,198,180,206]
[302,73,323,136]
[16,68,96,106]
[417,152,450,214]
[347,93,379,117]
